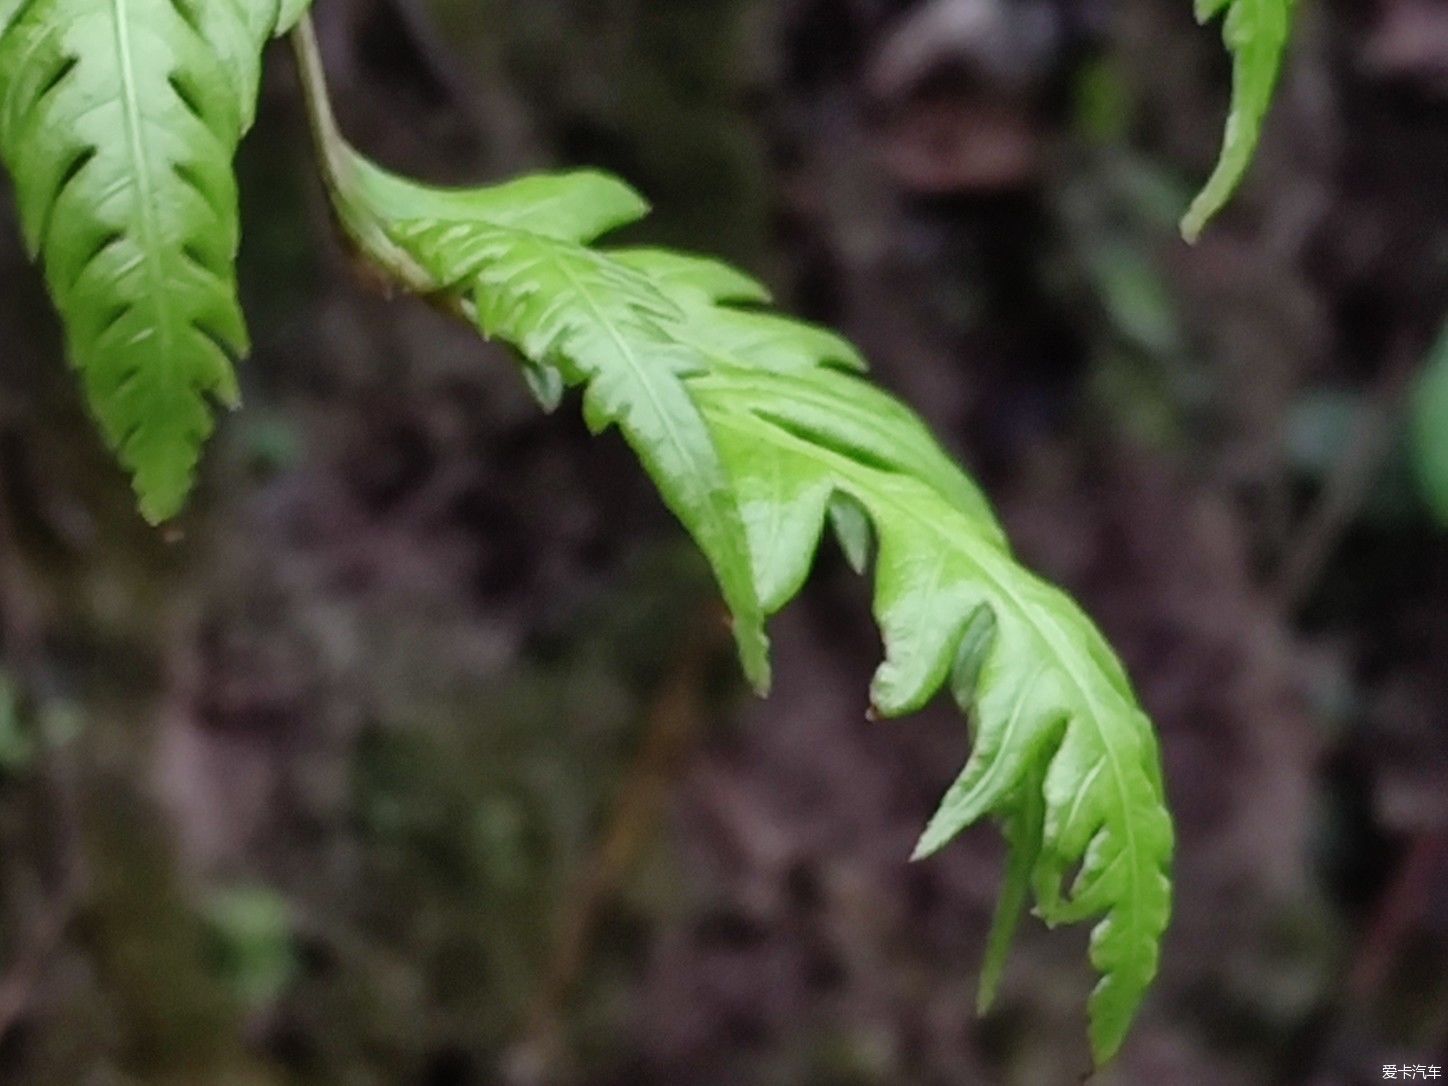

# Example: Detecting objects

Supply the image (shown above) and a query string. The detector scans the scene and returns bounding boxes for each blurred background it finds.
[1,0,1447,1082]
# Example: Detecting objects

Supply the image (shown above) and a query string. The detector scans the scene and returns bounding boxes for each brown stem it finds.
[513,608,725,1070]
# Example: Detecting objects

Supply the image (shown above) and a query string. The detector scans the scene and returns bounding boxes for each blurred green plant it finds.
[1411,326,1448,526]
[1185,0,1297,240]
[0,673,84,777]
[203,884,299,1011]
[0,671,30,774]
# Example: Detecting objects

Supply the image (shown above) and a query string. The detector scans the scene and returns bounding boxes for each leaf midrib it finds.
[111,0,174,365]
[553,252,703,479]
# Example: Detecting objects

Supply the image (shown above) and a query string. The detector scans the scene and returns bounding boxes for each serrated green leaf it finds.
[1411,324,1448,526]
[1183,0,1295,241]
[303,117,1172,1061]
[0,0,308,521]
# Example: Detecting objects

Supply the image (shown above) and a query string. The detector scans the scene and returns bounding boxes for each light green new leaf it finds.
[1411,324,1448,526]
[0,0,309,521]
[1183,0,1295,241]
[296,39,1172,1053]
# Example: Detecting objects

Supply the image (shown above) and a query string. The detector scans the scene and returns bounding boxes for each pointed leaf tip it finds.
[1186,0,1295,238]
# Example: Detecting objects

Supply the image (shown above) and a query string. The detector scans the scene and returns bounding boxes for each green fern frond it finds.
[1183,0,1295,240]
[300,114,1172,1058]
[0,0,308,521]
